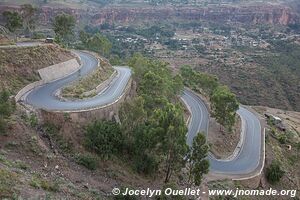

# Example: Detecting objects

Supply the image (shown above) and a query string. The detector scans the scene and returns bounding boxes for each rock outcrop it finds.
[0,4,299,26]
[91,5,299,26]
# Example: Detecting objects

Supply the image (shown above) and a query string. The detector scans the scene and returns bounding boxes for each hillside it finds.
[0,46,157,199]
[0,1,299,199]
[0,45,74,94]
[193,40,300,111]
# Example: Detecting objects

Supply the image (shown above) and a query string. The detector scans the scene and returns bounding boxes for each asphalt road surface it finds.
[181,89,262,174]
[22,48,261,174]
[24,51,131,111]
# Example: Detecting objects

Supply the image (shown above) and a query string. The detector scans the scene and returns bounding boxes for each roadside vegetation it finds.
[2,4,37,39]
[52,14,115,99]
[263,110,300,187]
[81,54,210,188]
[53,13,76,47]
[61,56,114,99]
[0,45,74,94]
[180,66,239,132]
[266,160,285,184]
[0,90,15,135]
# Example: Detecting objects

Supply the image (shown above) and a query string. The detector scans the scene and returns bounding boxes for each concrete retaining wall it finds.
[38,58,80,82]
[15,57,81,102]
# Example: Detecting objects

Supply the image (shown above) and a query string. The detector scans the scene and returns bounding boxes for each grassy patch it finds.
[62,57,114,99]
[75,153,98,170]
[30,175,59,192]
[0,45,74,94]
[44,123,73,154]
[0,154,14,167]
[0,168,19,198]
[0,154,29,170]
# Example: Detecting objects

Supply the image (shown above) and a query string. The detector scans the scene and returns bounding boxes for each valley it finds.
[0,0,299,199]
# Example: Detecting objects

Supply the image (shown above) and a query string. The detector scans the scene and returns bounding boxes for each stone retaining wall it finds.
[40,78,134,125]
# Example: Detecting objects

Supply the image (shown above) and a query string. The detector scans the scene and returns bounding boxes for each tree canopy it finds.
[79,31,112,56]
[2,11,23,32]
[53,13,76,45]
[186,133,209,186]
[180,65,239,132]
[211,85,239,131]
[20,4,37,34]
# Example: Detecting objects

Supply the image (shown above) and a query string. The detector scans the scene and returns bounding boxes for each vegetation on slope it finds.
[0,45,74,94]
[253,40,300,111]
[0,90,14,135]
[62,55,114,99]
[80,54,210,190]
[180,65,239,132]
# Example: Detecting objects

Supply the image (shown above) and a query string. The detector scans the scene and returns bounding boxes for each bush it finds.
[29,114,38,127]
[266,161,284,184]
[0,117,7,135]
[0,90,13,117]
[30,176,59,192]
[0,169,18,198]
[277,134,287,144]
[75,153,97,170]
[85,120,123,159]
[44,123,73,153]
[133,154,158,175]
[32,32,45,39]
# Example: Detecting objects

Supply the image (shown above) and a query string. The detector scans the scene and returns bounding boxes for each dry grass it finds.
[62,55,114,99]
[0,45,74,94]
[208,115,242,159]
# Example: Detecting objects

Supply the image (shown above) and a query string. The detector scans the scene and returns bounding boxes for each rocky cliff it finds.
[91,5,299,26]
[0,4,299,27]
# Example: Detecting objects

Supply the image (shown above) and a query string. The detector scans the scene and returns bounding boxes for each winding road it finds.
[181,89,263,175]
[23,51,131,111]
[21,49,262,176]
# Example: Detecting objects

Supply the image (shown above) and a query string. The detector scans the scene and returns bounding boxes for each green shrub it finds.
[75,153,97,170]
[15,160,29,170]
[0,169,18,198]
[133,154,158,175]
[29,114,38,127]
[277,134,287,144]
[44,123,73,153]
[266,161,284,184]
[287,155,297,166]
[30,176,59,192]
[32,32,45,39]
[0,117,7,135]
[0,90,14,118]
[85,120,124,159]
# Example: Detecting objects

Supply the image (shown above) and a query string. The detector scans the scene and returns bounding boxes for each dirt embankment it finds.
[208,115,241,159]
[0,105,161,199]
[188,91,241,159]
[61,52,115,99]
[0,44,164,199]
[0,45,74,94]
[0,45,157,199]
